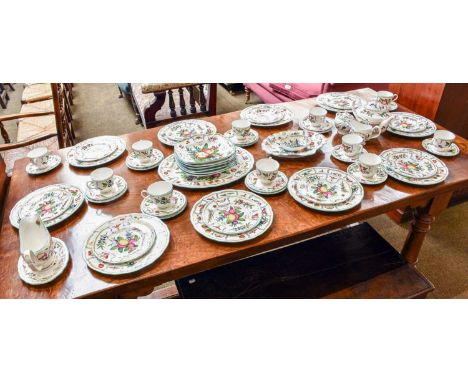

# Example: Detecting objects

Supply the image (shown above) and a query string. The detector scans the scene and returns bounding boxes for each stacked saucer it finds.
[386,112,437,138]
[240,104,293,127]
[262,130,326,158]
[316,92,362,112]
[67,136,126,168]
[157,119,217,146]
[190,189,274,243]
[288,167,364,212]
[380,148,449,186]
[83,213,170,275]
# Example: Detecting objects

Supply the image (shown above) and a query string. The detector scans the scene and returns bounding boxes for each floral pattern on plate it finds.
[158,148,254,189]
[140,190,187,220]
[244,170,288,195]
[83,214,170,275]
[74,139,117,162]
[240,105,294,127]
[386,112,437,138]
[331,145,367,164]
[17,237,69,286]
[85,176,128,204]
[26,154,62,175]
[347,163,388,185]
[158,119,217,146]
[353,105,391,125]
[422,139,460,157]
[262,130,326,158]
[241,104,285,124]
[10,184,85,229]
[299,117,334,133]
[201,191,263,235]
[380,148,449,186]
[386,151,438,179]
[126,149,164,171]
[316,92,363,112]
[67,136,126,168]
[191,189,274,243]
[288,167,364,212]
[296,171,353,205]
[175,134,235,165]
[223,129,259,147]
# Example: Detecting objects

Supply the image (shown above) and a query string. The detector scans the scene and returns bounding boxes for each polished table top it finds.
[1,88,467,298]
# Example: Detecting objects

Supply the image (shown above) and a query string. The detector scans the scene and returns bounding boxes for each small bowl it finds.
[280,136,309,152]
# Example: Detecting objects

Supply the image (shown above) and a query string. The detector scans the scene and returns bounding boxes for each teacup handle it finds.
[371,125,381,139]
[141,190,149,198]
[392,94,398,102]
[21,250,40,272]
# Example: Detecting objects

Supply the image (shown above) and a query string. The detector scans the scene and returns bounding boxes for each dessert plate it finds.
[140,190,187,220]
[299,117,334,133]
[175,134,236,165]
[262,130,326,158]
[26,154,61,175]
[386,151,438,179]
[386,112,437,138]
[296,171,353,205]
[244,170,288,195]
[422,139,460,157]
[126,149,164,171]
[240,105,294,127]
[316,92,362,112]
[347,163,388,185]
[241,104,284,124]
[75,139,117,162]
[158,119,217,146]
[67,136,126,168]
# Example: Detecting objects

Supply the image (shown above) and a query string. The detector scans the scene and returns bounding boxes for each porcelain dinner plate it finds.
[288,167,364,212]
[380,148,449,186]
[240,105,293,127]
[85,176,128,204]
[158,148,254,189]
[353,105,391,125]
[299,117,334,133]
[140,190,187,220]
[201,191,263,235]
[296,172,353,205]
[75,138,117,162]
[241,104,284,124]
[244,171,288,195]
[386,112,437,138]
[316,92,362,112]
[175,134,235,165]
[10,184,85,229]
[126,149,164,171]
[422,139,460,157]
[158,119,217,146]
[83,213,170,275]
[26,154,62,175]
[190,189,274,243]
[262,130,326,158]
[67,136,126,168]
[386,150,438,179]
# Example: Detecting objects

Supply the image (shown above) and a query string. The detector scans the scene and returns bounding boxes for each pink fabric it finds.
[269,83,324,100]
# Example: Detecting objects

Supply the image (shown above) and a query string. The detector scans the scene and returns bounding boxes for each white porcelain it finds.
[386,112,437,138]
[347,162,388,185]
[175,134,236,165]
[433,130,455,152]
[26,154,61,175]
[256,157,279,185]
[422,139,460,157]
[87,167,115,195]
[245,170,288,195]
[131,140,153,163]
[349,119,382,141]
[240,105,294,127]
[27,147,50,169]
[141,190,187,219]
[342,134,363,158]
[85,175,127,204]
[126,148,164,171]
[223,128,259,147]
[67,136,126,168]
[358,153,382,179]
[74,137,117,162]
[262,130,326,158]
[316,92,362,112]
[331,144,367,163]
[296,172,353,205]
[376,90,398,109]
[19,215,54,272]
[299,117,334,133]
[334,112,353,134]
[309,107,327,126]
[157,119,217,146]
[353,105,391,125]
[141,181,173,211]
[242,104,284,125]
[231,119,251,142]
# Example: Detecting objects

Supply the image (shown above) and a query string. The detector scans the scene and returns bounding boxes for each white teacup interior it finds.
[232,119,251,130]
[377,90,394,98]
[433,130,455,141]
[27,147,48,160]
[342,133,363,146]
[147,181,173,197]
[90,167,113,182]
[256,157,279,173]
[359,152,381,167]
[132,139,153,153]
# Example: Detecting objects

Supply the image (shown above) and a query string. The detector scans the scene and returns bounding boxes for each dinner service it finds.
[288,167,364,212]
[422,138,460,157]
[308,106,327,125]
[10,184,85,229]
[386,112,437,138]
[157,119,217,146]
[67,136,126,167]
[141,190,187,220]
[86,167,115,195]
[353,105,391,125]
[27,147,50,169]
[223,128,259,147]
[347,162,388,185]
[85,175,127,204]
[126,147,164,171]
[299,116,334,133]
[380,148,449,186]
[316,92,363,112]
[83,213,170,275]
[331,144,368,163]
[240,104,294,127]
[262,130,326,158]
[141,181,174,211]
[244,170,288,195]
[190,189,274,243]
[334,112,353,135]
[256,157,279,185]
[26,152,61,175]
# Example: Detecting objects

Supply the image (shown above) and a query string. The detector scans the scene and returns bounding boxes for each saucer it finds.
[140,190,187,219]
[223,129,259,147]
[331,145,368,163]
[299,117,334,133]
[17,237,69,285]
[85,175,128,203]
[126,149,164,171]
[244,170,288,195]
[365,100,397,112]
[422,139,460,157]
[347,163,388,185]
[26,154,62,175]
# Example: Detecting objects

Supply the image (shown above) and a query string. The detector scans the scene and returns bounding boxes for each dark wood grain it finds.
[0,88,467,298]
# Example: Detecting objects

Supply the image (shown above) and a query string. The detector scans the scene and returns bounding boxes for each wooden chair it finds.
[21,83,53,104]
[0,155,10,229]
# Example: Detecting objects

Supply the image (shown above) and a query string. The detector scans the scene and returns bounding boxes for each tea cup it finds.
[141,181,173,211]
[27,147,50,169]
[309,107,327,126]
[231,119,251,142]
[86,167,115,194]
[432,130,455,152]
[342,134,363,158]
[349,119,381,141]
[376,90,398,109]
[256,157,279,185]
[132,140,153,163]
[358,153,382,179]
[335,112,352,135]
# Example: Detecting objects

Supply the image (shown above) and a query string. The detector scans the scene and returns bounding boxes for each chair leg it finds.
[245,86,251,104]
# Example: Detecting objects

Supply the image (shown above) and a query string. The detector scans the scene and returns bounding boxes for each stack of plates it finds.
[157,119,217,146]
[316,92,363,112]
[240,104,293,127]
[386,112,437,138]
[83,213,170,275]
[288,167,364,212]
[262,130,326,158]
[190,189,274,243]
[67,136,126,167]
[9,184,85,228]
[380,148,449,186]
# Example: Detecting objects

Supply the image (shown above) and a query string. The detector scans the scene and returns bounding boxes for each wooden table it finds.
[1,88,467,298]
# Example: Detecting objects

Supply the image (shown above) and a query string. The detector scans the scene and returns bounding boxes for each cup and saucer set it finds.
[353,91,398,125]
[85,167,128,203]
[126,140,164,171]
[17,214,69,285]
[347,152,388,185]
[224,119,259,147]
[140,181,187,219]
[331,133,368,163]
[422,130,460,157]
[26,147,62,175]
[365,90,398,112]
[245,157,288,195]
[299,106,334,133]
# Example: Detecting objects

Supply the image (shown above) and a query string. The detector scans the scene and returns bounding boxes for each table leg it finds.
[401,192,453,264]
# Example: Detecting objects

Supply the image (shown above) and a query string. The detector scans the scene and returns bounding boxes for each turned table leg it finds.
[245,86,251,104]
[401,192,453,264]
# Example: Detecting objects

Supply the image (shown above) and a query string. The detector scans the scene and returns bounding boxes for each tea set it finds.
[347,153,388,185]
[140,180,187,219]
[126,139,164,170]
[245,157,288,195]
[331,133,368,163]
[85,167,128,203]
[422,130,460,157]
[26,147,62,175]
[299,106,334,133]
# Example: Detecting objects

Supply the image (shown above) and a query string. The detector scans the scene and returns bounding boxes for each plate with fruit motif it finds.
[158,119,217,146]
